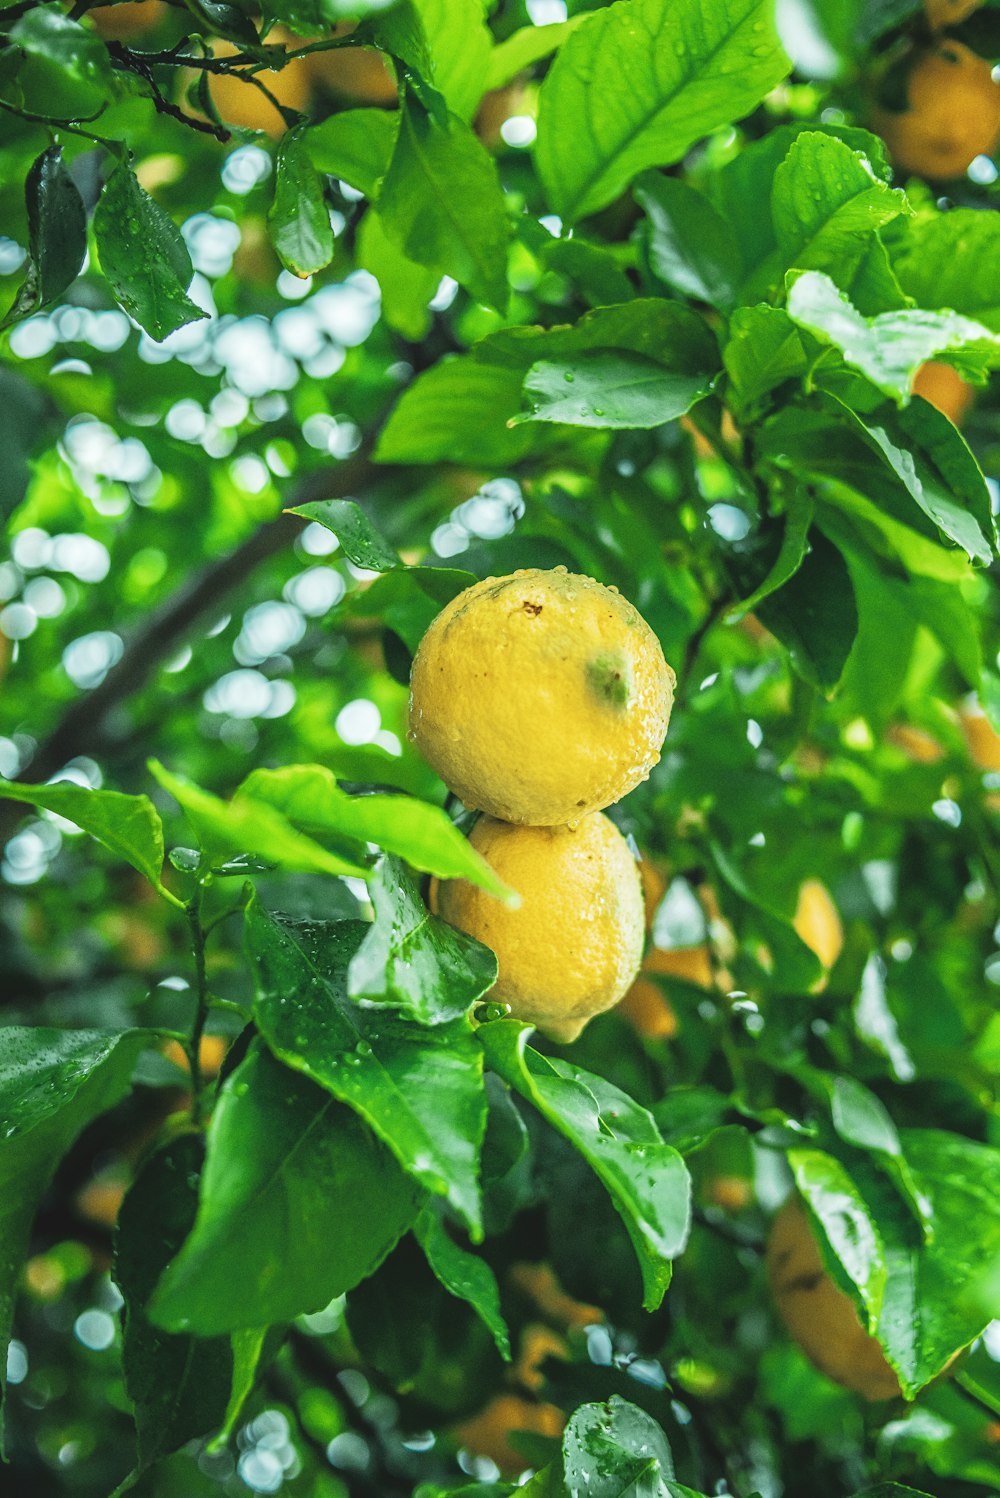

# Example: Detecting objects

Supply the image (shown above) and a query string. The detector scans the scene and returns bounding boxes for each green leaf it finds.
[247,896,488,1236]
[753,526,858,692]
[375,357,536,465]
[480,1021,690,1311]
[850,1486,936,1498]
[534,0,790,222]
[357,208,438,340]
[239,764,514,897]
[149,1043,420,1335]
[635,174,740,311]
[268,129,335,277]
[93,161,206,343]
[829,1075,931,1233]
[212,1327,270,1450]
[285,498,401,569]
[541,237,636,309]
[1,147,86,331]
[722,305,807,417]
[348,856,500,1022]
[0,1028,146,1432]
[409,0,492,121]
[786,271,1000,403]
[485,17,586,92]
[414,1205,510,1360]
[10,3,113,87]
[894,208,1000,332]
[512,352,712,430]
[771,132,908,278]
[305,108,400,200]
[379,97,509,310]
[562,1397,676,1497]
[725,490,814,621]
[854,954,915,1085]
[775,0,863,80]
[480,298,718,376]
[788,1147,887,1323]
[0,777,169,895]
[344,565,475,652]
[113,1135,231,1481]
[149,760,368,878]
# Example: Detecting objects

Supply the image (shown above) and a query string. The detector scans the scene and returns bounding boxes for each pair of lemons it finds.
[408,568,675,1043]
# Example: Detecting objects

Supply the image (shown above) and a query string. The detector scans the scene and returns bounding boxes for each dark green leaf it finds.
[829,1075,931,1232]
[247,896,488,1236]
[414,1205,510,1359]
[285,498,400,569]
[348,856,500,1022]
[0,777,168,894]
[480,298,718,376]
[268,129,335,277]
[0,1028,146,1430]
[305,108,400,200]
[94,161,206,342]
[344,565,475,652]
[562,1397,676,1497]
[894,208,1000,332]
[725,491,814,620]
[379,98,509,310]
[722,305,807,417]
[636,174,740,311]
[788,1147,887,1322]
[512,352,712,430]
[480,1021,690,1311]
[1,147,86,331]
[535,0,789,222]
[753,526,858,691]
[114,1135,231,1479]
[375,357,536,465]
[149,1043,420,1335]
[10,4,112,87]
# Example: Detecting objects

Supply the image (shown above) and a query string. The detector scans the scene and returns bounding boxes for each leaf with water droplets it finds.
[94,160,206,343]
[0,777,169,895]
[479,1022,690,1310]
[562,1397,677,1497]
[0,1027,147,1444]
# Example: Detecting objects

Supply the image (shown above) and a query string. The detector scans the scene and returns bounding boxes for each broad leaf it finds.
[286,497,400,569]
[722,305,807,417]
[786,271,1000,403]
[0,778,168,895]
[894,208,1000,332]
[305,108,399,199]
[348,857,500,1022]
[513,352,712,430]
[247,897,488,1236]
[379,98,509,310]
[344,565,475,652]
[0,1028,146,1428]
[485,17,586,91]
[94,161,206,342]
[829,1075,931,1232]
[725,490,814,620]
[1,147,86,331]
[114,1135,231,1481]
[562,1397,676,1497]
[480,1021,691,1311]
[409,0,492,121]
[414,1205,511,1359]
[752,526,858,692]
[788,1147,887,1322]
[268,129,336,277]
[375,357,536,465]
[149,761,367,878]
[535,0,790,222]
[357,208,438,339]
[149,1043,420,1335]
[239,764,514,897]
[480,298,718,377]
[636,173,740,311]
[771,132,908,278]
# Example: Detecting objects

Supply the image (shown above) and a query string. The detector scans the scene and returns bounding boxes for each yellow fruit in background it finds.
[437,814,644,1043]
[162,1034,228,1078]
[452,1394,565,1475]
[793,879,843,972]
[886,723,946,763]
[960,700,1000,771]
[643,942,715,987]
[89,0,164,41]
[912,361,975,426]
[875,42,1000,179]
[767,1199,901,1401]
[305,23,397,105]
[197,33,311,137]
[514,1323,568,1393]
[507,1262,603,1330]
[924,0,984,28]
[618,975,680,1039]
[409,568,675,826]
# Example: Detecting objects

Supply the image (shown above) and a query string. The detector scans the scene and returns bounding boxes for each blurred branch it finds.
[6,451,375,813]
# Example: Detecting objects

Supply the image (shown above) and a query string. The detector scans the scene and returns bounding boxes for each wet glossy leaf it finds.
[94,161,206,342]
[771,132,908,278]
[268,130,335,277]
[636,174,740,311]
[753,527,858,692]
[562,1397,676,1497]
[414,1204,510,1359]
[788,1147,887,1321]
[535,0,789,222]
[305,108,399,199]
[1,147,86,331]
[894,208,1000,332]
[247,895,488,1236]
[286,497,400,569]
[0,778,168,894]
[149,1044,420,1335]
[375,357,536,465]
[480,1021,691,1311]
[513,352,712,430]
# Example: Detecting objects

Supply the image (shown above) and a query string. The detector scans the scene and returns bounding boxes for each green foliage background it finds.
[2,0,1000,1494]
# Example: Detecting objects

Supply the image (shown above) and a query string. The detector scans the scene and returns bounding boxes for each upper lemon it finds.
[408,568,675,825]
[437,813,645,1043]
[875,41,1000,180]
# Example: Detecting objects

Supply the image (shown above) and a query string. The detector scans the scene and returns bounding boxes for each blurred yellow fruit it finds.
[162,1034,228,1078]
[793,879,843,972]
[875,42,1000,179]
[76,1174,128,1229]
[912,361,975,425]
[196,33,311,137]
[767,1198,901,1401]
[704,1175,753,1213]
[618,975,680,1039]
[452,1393,565,1474]
[408,568,675,826]
[643,943,715,988]
[925,0,984,27]
[514,1323,568,1393]
[305,23,397,105]
[886,723,946,763]
[961,700,1000,771]
[508,1262,603,1330]
[89,0,163,41]
[438,814,644,1043]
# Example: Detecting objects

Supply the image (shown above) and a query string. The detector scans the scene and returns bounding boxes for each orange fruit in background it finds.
[305,23,397,105]
[508,1262,602,1331]
[514,1323,569,1393]
[643,942,715,987]
[452,1393,564,1474]
[875,42,1000,179]
[89,0,164,42]
[162,1033,228,1078]
[961,700,1000,771]
[886,723,946,763]
[912,362,975,426]
[793,879,843,973]
[767,1198,902,1401]
[618,974,680,1038]
[195,32,311,137]
[924,0,984,27]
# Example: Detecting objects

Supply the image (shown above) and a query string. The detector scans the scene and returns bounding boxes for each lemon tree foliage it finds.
[3,0,1000,1493]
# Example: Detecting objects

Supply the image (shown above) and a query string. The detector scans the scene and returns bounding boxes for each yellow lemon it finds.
[793,879,843,973]
[912,361,975,426]
[305,23,397,105]
[875,41,1000,179]
[194,33,311,137]
[89,0,164,41]
[767,1199,901,1401]
[409,568,675,825]
[437,813,644,1043]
